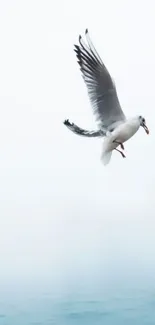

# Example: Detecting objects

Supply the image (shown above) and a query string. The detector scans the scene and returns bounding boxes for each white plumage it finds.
[101,117,142,165]
[64,29,149,165]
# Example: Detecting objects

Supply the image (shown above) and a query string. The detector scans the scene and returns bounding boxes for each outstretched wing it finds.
[74,29,126,129]
[63,119,105,137]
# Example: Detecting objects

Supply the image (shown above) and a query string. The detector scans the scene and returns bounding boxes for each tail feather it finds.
[63,119,104,137]
[101,150,112,166]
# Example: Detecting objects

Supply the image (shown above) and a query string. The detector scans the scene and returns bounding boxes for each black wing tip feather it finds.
[74,44,79,50]
[73,44,82,66]
[73,28,101,76]
[63,119,71,126]
[74,29,89,55]
[78,29,88,45]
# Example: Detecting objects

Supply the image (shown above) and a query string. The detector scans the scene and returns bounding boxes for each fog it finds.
[0,0,155,292]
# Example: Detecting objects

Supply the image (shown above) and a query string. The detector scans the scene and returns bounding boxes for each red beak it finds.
[143,123,149,134]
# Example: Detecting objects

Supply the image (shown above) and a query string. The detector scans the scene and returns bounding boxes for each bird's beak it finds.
[143,123,149,134]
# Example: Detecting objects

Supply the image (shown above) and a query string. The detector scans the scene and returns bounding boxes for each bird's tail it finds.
[101,150,113,165]
[100,136,113,166]
[63,119,104,137]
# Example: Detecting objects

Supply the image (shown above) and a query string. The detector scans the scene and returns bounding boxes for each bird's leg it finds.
[115,148,126,158]
[120,143,124,150]
[113,140,124,150]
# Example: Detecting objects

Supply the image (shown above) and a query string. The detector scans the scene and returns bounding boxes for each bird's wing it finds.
[74,29,126,129]
[64,119,105,137]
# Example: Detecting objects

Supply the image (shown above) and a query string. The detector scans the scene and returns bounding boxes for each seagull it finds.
[63,29,149,165]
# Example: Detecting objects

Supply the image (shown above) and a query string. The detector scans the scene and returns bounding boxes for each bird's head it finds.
[139,116,149,134]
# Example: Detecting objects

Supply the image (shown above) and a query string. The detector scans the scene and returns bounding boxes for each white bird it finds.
[64,29,149,165]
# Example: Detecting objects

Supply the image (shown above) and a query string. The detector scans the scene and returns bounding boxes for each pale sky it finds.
[0,0,155,293]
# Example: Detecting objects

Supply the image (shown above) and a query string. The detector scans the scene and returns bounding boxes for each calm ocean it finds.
[0,278,155,325]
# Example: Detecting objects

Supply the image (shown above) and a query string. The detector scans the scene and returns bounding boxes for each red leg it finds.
[115,148,126,158]
[113,140,125,150]
[120,143,124,150]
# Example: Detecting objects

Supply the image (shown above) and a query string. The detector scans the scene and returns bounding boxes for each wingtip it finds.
[85,28,88,34]
[63,119,71,126]
[74,44,79,53]
[79,35,82,42]
[63,119,68,125]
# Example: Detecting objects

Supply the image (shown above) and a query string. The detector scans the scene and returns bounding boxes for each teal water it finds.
[0,284,155,324]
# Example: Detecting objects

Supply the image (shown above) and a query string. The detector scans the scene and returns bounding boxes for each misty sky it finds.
[0,0,155,293]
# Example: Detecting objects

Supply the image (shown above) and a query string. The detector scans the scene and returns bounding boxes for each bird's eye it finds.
[142,118,145,123]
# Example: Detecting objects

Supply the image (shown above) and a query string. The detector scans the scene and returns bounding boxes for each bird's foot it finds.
[115,148,126,158]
